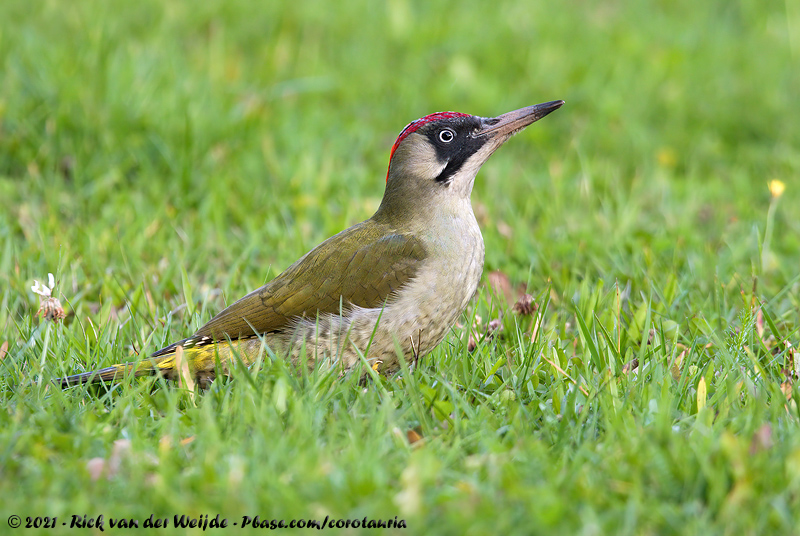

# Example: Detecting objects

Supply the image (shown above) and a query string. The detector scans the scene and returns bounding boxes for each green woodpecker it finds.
[60,101,564,387]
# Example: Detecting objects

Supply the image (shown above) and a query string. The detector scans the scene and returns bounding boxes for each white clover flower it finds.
[31,273,65,321]
[31,273,56,297]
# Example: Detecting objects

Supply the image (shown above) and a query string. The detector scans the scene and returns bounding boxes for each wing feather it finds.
[188,221,426,341]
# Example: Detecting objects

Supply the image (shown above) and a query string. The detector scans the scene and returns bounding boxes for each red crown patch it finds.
[386,111,469,181]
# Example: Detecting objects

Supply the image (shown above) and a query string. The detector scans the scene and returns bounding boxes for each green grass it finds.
[2,0,800,533]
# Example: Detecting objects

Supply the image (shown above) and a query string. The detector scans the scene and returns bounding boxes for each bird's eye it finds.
[438,128,455,143]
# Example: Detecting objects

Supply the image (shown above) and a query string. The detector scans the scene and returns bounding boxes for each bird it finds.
[59,100,564,388]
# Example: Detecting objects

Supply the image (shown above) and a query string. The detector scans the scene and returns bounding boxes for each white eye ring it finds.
[438,128,455,143]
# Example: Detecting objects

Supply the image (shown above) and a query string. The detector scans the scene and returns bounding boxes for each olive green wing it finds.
[157,221,427,352]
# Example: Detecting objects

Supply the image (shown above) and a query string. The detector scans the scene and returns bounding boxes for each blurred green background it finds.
[2,0,796,294]
[1,0,799,533]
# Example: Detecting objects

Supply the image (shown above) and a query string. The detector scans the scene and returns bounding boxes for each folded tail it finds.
[57,351,184,387]
[56,338,236,388]
[58,362,156,387]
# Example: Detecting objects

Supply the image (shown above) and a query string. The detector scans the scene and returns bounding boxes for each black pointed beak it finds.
[477,100,565,139]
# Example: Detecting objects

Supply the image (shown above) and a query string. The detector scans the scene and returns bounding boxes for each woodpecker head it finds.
[377,101,564,220]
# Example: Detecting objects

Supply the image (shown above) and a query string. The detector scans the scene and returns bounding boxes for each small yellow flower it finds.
[657,147,677,168]
[768,180,785,199]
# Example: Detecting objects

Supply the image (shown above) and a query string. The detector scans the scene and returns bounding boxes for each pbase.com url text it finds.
[240,515,407,530]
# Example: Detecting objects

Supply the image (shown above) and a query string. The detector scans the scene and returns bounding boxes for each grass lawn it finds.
[1,0,799,533]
